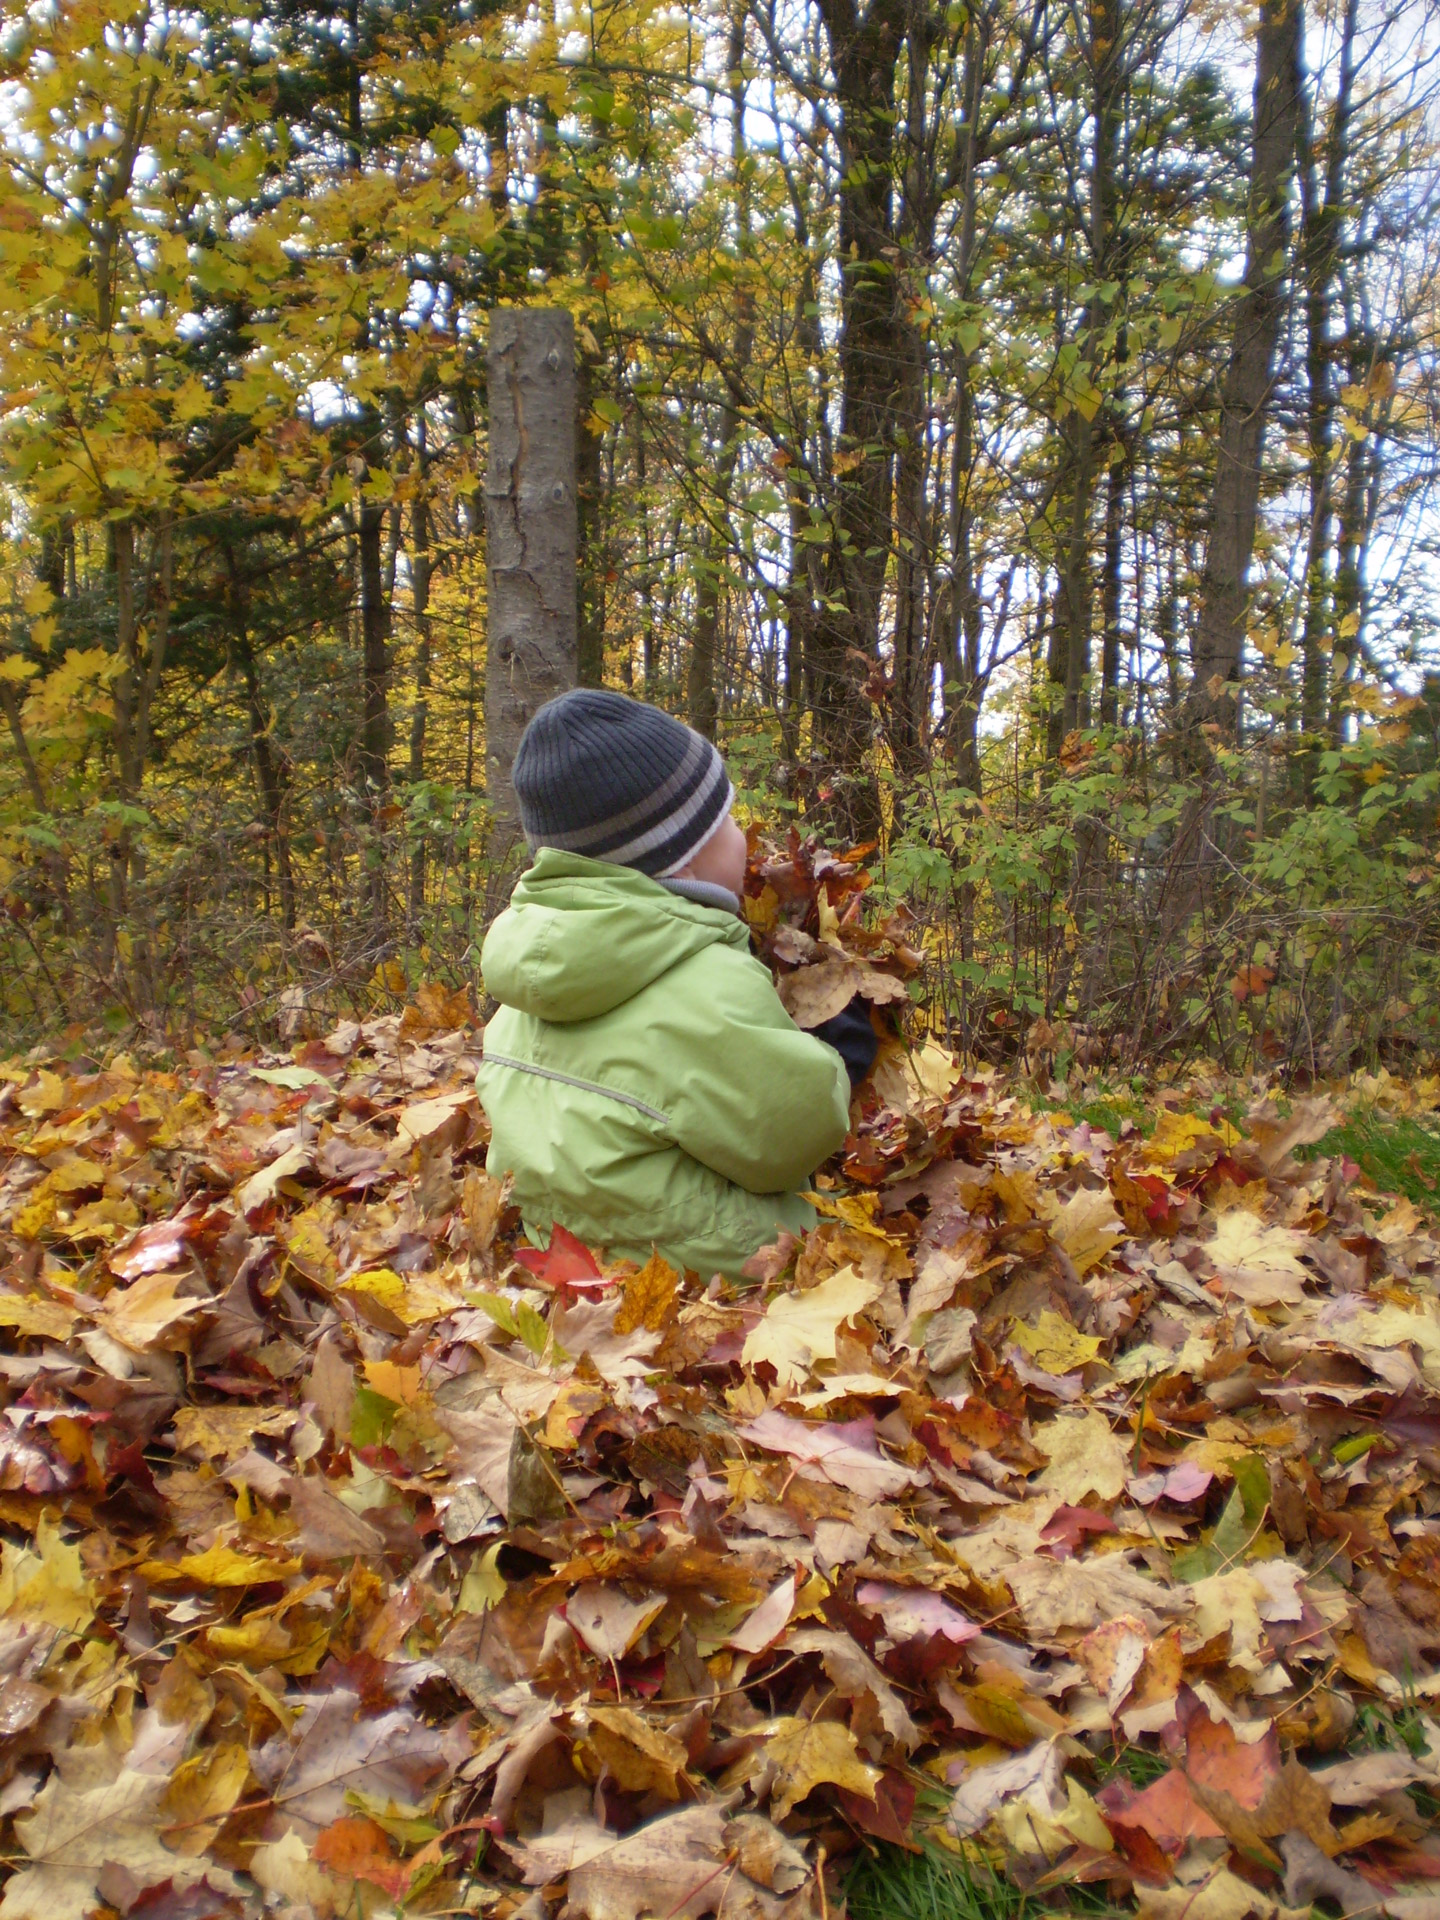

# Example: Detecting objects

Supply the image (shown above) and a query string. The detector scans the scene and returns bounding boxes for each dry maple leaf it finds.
[740,1264,882,1386]
[721,1814,809,1893]
[92,1268,205,1351]
[236,1139,313,1214]
[253,1689,456,1833]
[2,1764,241,1920]
[566,1582,667,1660]
[1135,1867,1295,1920]
[786,1626,920,1749]
[1205,1211,1311,1304]
[506,1807,801,1920]
[761,1717,880,1821]
[854,1581,978,1650]
[1039,1186,1125,1275]
[947,1739,1064,1838]
[581,1705,690,1799]
[313,1813,416,1901]
[736,1408,921,1500]
[1033,1406,1129,1502]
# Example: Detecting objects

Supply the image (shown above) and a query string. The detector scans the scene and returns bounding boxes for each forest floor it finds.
[0,997,1438,1920]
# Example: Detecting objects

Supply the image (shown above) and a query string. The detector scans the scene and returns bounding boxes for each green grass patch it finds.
[1308,1110,1440,1213]
[1091,1743,1170,1790]
[846,1843,1130,1920]
[1038,1082,1440,1218]
[1029,1081,1248,1140]
[1026,1084,1152,1135]
[1059,1097,1150,1135]
[847,1846,1027,1920]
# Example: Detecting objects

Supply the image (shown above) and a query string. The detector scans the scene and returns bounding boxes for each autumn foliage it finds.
[1,977,1439,1920]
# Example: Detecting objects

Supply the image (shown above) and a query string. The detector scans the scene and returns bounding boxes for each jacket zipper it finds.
[479,1050,672,1126]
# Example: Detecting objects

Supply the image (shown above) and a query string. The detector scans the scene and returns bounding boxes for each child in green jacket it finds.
[476,690,866,1279]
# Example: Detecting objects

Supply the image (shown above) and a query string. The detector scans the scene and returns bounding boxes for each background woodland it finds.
[1,0,1439,1076]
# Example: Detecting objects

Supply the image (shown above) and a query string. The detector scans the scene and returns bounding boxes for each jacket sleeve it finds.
[649,946,853,1195]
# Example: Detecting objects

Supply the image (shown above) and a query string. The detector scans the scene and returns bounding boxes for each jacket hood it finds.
[481,849,750,1023]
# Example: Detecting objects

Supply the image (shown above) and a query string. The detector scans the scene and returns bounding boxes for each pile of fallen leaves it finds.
[1,971,1440,1920]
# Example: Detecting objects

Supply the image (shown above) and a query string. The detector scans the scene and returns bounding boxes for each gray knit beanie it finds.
[511,690,734,879]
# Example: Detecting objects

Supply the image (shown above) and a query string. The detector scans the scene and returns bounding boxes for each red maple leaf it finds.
[512,1224,611,1299]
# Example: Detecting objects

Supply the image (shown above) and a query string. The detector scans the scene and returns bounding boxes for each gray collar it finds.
[660,876,741,916]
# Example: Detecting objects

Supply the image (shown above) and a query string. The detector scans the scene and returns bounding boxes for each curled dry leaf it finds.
[508,1807,807,1920]
[722,1813,809,1893]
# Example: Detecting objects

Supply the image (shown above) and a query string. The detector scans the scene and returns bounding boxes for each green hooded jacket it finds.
[476,850,852,1277]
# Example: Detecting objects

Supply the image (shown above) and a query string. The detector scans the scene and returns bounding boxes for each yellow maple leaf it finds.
[204,1613,295,1668]
[1142,1110,1241,1164]
[457,1541,507,1616]
[282,1206,338,1285]
[1009,1308,1102,1375]
[580,1706,690,1801]
[363,1357,423,1406]
[340,1266,463,1326]
[1039,1188,1125,1275]
[67,1195,142,1244]
[763,1717,880,1820]
[162,1743,252,1855]
[1034,1408,1129,1503]
[0,1294,78,1341]
[803,1188,902,1242]
[741,1265,883,1387]
[0,1511,94,1631]
[142,1545,302,1586]
[997,1774,1114,1857]
[171,1405,298,1462]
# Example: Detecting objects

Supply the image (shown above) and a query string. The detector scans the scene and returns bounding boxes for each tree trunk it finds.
[783,478,814,762]
[357,488,390,931]
[688,3,754,743]
[1297,0,1355,786]
[1058,409,1097,736]
[1100,435,1125,727]
[408,422,434,920]
[945,13,988,795]
[634,419,659,697]
[575,340,606,689]
[810,0,906,831]
[485,308,578,854]
[1330,355,1370,741]
[358,498,390,801]
[237,635,297,933]
[106,518,172,1004]
[1181,0,1303,746]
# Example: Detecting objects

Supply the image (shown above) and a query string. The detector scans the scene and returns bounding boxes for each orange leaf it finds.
[314,1816,411,1900]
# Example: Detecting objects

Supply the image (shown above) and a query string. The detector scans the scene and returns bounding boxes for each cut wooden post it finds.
[485,308,578,853]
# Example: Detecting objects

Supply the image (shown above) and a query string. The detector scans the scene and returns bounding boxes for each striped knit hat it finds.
[511,690,734,879]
